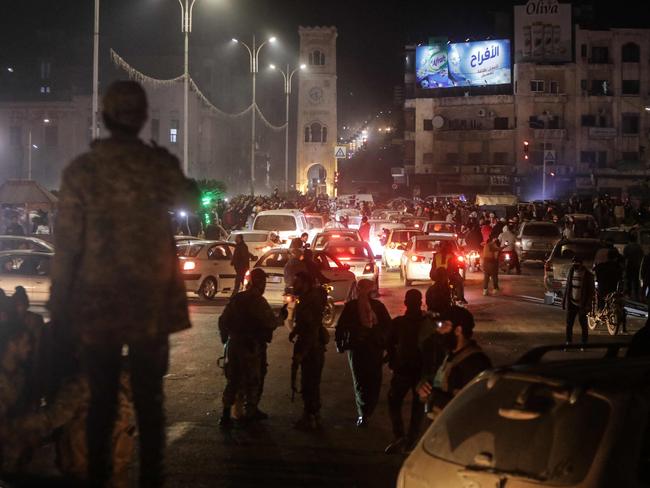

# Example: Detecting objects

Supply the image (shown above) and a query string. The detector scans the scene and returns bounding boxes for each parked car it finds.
[599,227,631,255]
[174,235,202,247]
[544,238,605,295]
[177,240,245,299]
[0,235,54,253]
[227,230,279,259]
[562,213,599,238]
[311,230,361,251]
[322,240,378,289]
[252,209,311,246]
[397,216,427,230]
[398,343,650,488]
[249,248,356,306]
[0,250,52,303]
[382,228,424,270]
[516,221,561,262]
[400,235,464,286]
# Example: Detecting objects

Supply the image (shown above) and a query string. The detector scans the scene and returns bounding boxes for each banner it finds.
[514,0,572,63]
[415,43,452,89]
[447,39,511,86]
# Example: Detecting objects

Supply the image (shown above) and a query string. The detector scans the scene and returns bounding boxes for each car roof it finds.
[255,209,303,216]
[229,230,270,235]
[324,240,368,248]
[556,238,603,245]
[177,240,232,246]
[0,250,54,257]
[414,234,456,241]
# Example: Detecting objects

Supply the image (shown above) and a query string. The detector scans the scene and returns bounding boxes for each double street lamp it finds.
[269,63,306,193]
[232,36,276,195]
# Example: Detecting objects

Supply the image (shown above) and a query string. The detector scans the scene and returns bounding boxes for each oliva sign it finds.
[525,0,560,15]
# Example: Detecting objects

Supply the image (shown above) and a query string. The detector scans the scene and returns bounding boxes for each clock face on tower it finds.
[308,86,323,105]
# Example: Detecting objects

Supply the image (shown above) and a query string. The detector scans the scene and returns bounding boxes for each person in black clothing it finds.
[418,306,492,418]
[230,234,252,297]
[425,267,452,316]
[623,235,643,302]
[303,249,329,285]
[464,224,483,252]
[385,290,438,454]
[291,272,328,430]
[335,279,392,427]
[594,248,623,310]
[4,216,25,236]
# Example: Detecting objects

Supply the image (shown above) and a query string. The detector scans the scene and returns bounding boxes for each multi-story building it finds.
[403,25,650,199]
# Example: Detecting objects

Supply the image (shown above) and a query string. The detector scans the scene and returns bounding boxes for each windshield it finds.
[391,230,423,244]
[254,215,296,232]
[326,244,372,259]
[257,252,288,268]
[425,222,455,233]
[415,239,455,253]
[553,243,600,261]
[599,231,630,245]
[177,244,203,257]
[307,216,324,229]
[423,377,609,484]
[522,224,561,238]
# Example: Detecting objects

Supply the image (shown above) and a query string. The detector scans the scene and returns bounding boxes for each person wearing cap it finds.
[562,256,595,346]
[49,80,199,487]
[218,268,286,427]
[417,306,491,418]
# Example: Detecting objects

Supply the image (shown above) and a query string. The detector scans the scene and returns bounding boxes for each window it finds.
[423,119,433,131]
[150,119,160,143]
[207,245,230,260]
[310,122,322,143]
[309,50,325,66]
[170,120,179,144]
[40,61,51,79]
[253,215,297,232]
[258,251,288,268]
[9,126,21,146]
[622,114,640,134]
[468,152,482,164]
[591,80,610,95]
[597,151,607,168]
[622,80,640,95]
[492,152,508,164]
[581,115,596,127]
[522,223,561,238]
[322,126,328,143]
[622,151,639,162]
[580,151,596,164]
[580,79,588,91]
[494,117,508,130]
[622,42,640,62]
[590,46,609,63]
[40,86,50,94]
[44,125,57,147]
[529,116,544,129]
[549,81,559,94]
[304,126,311,143]
[445,153,460,164]
[530,80,545,92]
[580,44,587,58]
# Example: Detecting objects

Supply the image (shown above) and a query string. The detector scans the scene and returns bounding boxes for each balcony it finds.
[436,129,513,141]
[532,92,568,103]
[588,127,616,139]
[533,128,566,139]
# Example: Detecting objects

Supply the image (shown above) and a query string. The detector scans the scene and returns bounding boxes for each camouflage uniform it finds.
[49,126,197,486]
[219,288,280,416]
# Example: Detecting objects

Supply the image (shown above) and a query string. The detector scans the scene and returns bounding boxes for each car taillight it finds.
[411,255,425,263]
[364,262,374,273]
[183,261,196,271]
[504,253,511,261]
[457,255,465,263]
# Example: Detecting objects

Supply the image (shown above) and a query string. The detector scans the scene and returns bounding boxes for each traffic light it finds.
[334,171,340,187]
[523,140,529,160]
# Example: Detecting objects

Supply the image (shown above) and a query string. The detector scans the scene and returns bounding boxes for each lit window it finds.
[170,119,179,144]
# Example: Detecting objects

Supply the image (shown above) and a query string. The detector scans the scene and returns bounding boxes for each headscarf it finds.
[357,279,377,328]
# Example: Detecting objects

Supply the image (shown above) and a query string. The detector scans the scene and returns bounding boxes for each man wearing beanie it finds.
[49,80,198,487]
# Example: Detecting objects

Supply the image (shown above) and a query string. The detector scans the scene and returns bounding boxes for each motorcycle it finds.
[465,250,481,273]
[499,249,516,274]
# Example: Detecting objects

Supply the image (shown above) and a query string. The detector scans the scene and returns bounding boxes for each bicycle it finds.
[587,287,626,336]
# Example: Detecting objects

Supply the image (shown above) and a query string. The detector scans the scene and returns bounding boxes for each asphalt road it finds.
[159,263,645,488]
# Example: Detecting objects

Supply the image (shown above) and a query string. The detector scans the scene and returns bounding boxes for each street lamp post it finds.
[270,63,306,193]
[177,0,201,175]
[92,0,100,139]
[232,36,276,195]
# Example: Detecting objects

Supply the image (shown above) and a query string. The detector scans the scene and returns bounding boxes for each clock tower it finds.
[295,26,337,195]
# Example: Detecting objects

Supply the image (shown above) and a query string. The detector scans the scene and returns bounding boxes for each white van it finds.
[252,209,310,247]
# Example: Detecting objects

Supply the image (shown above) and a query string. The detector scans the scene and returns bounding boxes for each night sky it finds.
[1,0,648,124]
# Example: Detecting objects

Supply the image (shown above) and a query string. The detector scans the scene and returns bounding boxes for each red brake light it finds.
[183,261,196,271]
[411,255,425,263]
[457,255,465,263]
[364,262,374,273]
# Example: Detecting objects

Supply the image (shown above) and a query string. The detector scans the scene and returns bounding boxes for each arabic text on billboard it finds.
[447,40,511,86]
[415,44,452,89]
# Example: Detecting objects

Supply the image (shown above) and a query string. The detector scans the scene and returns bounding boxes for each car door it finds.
[207,244,236,293]
[30,255,51,303]
[0,254,36,299]
[315,252,355,302]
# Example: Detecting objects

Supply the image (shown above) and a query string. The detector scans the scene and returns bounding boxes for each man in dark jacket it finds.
[385,290,437,454]
[218,268,284,427]
[417,306,491,417]
[290,272,327,430]
[231,234,251,297]
[49,81,198,487]
[562,256,595,345]
[623,235,643,302]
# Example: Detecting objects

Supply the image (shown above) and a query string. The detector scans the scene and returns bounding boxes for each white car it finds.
[371,209,402,221]
[0,250,52,303]
[227,230,279,259]
[177,240,246,299]
[0,235,54,253]
[335,209,362,229]
[322,240,378,289]
[305,213,326,235]
[252,209,311,246]
[311,230,361,251]
[400,235,463,286]
[249,248,356,307]
[382,228,424,270]
[423,221,456,235]
[368,221,406,258]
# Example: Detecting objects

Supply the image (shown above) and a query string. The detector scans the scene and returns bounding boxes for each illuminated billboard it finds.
[447,39,511,86]
[415,43,452,89]
[514,0,572,63]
